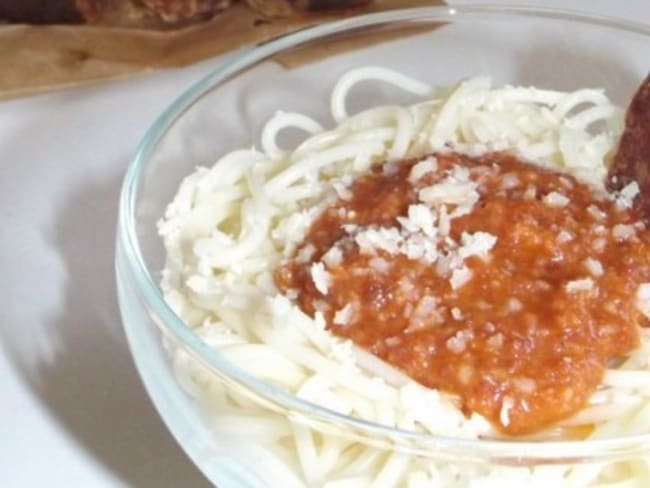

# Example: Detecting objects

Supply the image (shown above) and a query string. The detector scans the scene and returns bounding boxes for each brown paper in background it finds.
[0,0,444,100]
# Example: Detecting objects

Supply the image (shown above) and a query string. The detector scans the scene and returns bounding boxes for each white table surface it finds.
[1,1,647,487]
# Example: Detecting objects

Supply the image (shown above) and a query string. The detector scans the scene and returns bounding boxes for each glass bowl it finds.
[116,5,650,487]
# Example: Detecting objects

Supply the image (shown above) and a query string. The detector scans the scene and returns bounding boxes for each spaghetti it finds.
[159,67,650,487]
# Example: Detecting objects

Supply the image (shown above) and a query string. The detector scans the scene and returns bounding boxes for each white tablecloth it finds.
[1,1,647,486]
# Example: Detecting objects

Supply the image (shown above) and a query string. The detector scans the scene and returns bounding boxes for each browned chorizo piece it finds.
[0,0,105,24]
[608,75,650,217]
[0,0,229,25]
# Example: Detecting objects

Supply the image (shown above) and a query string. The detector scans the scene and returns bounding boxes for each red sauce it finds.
[274,152,650,435]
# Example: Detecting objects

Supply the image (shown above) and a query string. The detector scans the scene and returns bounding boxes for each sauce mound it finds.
[275,152,650,435]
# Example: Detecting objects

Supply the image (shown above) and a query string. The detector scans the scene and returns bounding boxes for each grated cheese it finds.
[405,204,437,237]
[542,191,570,208]
[322,245,343,268]
[333,303,355,326]
[310,262,331,295]
[401,233,439,263]
[587,204,606,222]
[332,181,353,200]
[446,329,474,354]
[297,244,316,263]
[523,184,537,200]
[459,231,497,260]
[499,172,520,190]
[592,237,607,253]
[369,257,391,273]
[556,230,575,244]
[506,297,523,313]
[418,165,479,211]
[450,266,473,290]
[451,307,464,320]
[500,396,515,427]
[615,181,640,209]
[584,257,604,277]
[438,205,451,237]
[355,227,403,255]
[613,224,636,241]
[408,156,438,183]
[565,278,594,294]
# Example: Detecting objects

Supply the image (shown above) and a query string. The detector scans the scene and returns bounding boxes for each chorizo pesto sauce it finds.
[275,152,650,435]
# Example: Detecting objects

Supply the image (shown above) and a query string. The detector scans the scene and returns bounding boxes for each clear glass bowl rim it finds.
[118,4,650,462]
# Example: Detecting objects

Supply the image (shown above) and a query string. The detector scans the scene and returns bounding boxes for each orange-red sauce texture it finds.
[275,152,650,435]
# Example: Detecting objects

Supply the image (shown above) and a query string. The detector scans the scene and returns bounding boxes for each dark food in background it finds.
[0,0,105,24]
[0,0,373,25]
[608,74,650,219]
[0,0,230,24]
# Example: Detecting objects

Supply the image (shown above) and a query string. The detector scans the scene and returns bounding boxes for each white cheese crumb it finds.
[310,262,331,295]
[408,156,438,183]
[296,243,316,263]
[513,378,537,394]
[418,165,479,211]
[636,283,650,320]
[487,333,504,349]
[369,257,391,273]
[355,226,403,255]
[593,225,607,235]
[401,233,439,263]
[556,230,575,244]
[499,173,520,190]
[592,237,607,253]
[459,231,497,260]
[559,177,574,190]
[587,204,606,222]
[613,224,636,241]
[385,336,402,347]
[542,191,570,208]
[451,307,463,320]
[438,205,451,237]
[583,257,604,277]
[322,245,343,268]
[506,297,523,313]
[523,184,537,200]
[332,181,353,200]
[413,295,440,319]
[500,396,515,427]
[419,182,479,207]
[446,329,474,354]
[565,278,594,294]
[284,289,299,300]
[450,266,473,290]
[615,181,640,209]
[406,204,437,237]
[333,303,355,326]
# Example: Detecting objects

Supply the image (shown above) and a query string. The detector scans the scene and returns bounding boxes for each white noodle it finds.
[262,111,324,160]
[331,66,432,122]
